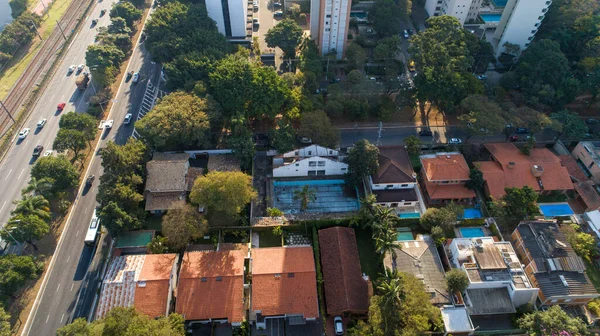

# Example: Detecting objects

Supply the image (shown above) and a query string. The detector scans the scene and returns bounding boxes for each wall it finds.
[272,156,348,177]
[511,287,539,307]
[228,0,247,37]
[572,142,600,184]
[494,0,551,57]
[425,0,475,24]
[282,145,338,158]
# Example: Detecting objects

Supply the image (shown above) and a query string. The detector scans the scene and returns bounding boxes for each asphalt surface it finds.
[18,2,162,335]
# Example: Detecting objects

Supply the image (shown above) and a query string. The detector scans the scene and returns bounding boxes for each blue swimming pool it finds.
[397,231,414,241]
[481,13,502,22]
[399,212,421,219]
[273,179,359,214]
[490,0,507,7]
[538,203,574,217]
[461,208,484,219]
[460,227,485,238]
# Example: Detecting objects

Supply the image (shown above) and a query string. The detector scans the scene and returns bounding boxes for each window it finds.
[295,151,299,156]
[325,28,330,32]
[309,161,317,167]
[550,299,558,303]
[589,162,595,169]
[329,150,333,155]
[288,273,295,278]
[326,21,329,25]
[401,184,408,187]
[538,16,544,20]
[308,170,317,176]
[326,14,331,18]
[386,185,393,188]
[317,170,326,176]
[308,151,312,155]
[295,163,299,166]
[317,161,326,166]
[216,276,222,282]
[201,277,207,282]
[341,167,347,171]
[391,203,398,207]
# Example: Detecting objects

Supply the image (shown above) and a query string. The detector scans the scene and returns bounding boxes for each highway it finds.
[11,2,162,335]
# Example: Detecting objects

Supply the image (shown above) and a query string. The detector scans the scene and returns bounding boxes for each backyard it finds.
[354,227,384,281]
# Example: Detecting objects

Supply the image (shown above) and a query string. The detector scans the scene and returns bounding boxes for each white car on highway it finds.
[37,118,47,128]
[449,138,462,144]
[104,120,114,129]
[124,113,132,124]
[67,65,76,74]
[132,72,139,83]
[77,64,85,73]
[18,128,30,139]
[43,150,53,157]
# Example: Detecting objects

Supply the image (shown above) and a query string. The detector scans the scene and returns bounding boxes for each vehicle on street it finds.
[77,64,85,73]
[334,316,344,336]
[86,175,95,187]
[515,127,529,134]
[403,29,409,38]
[18,128,30,139]
[407,28,413,35]
[37,118,47,128]
[449,138,462,144]
[253,18,259,27]
[586,118,599,124]
[76,72,90,89]
[419,128,433,136]
[126,70,133,81]
[43,150,53,157]
[67,65,76,74]
[477,74,487,80]
[253,1,258,10]
[104,120,114,129]
[84,208,101,246]
[100,9,106,16]
[57,102,66,111]
[32,145,43,156]
[91,19,98,26]
[329,78,341,83]
[299,137,312,144]
[273,2,282,7]
[509,135,519,142]
[274,10,283,17]
[132,72,139,83]
[408,60,416,72]
[366,28,375,35]
[124,113,132,124]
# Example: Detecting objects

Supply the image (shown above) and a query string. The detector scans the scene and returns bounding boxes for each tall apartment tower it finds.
[310,0,352,59]
[424,0,480,24]
[205,0,247,39]
[493,0,552,57]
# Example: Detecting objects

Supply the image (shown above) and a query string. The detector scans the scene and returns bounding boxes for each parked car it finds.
[18,128,30,139]
[449,138,462,144]
[477,74,487,80]
[408,60,416,72]
[253,18,259,27]
[132,72,139,83]
[274,10,283,17]
[57,102,66,111]
[124,113,132,124]
[37,118,47,128]
[509,135,519,142]
[43,150,53,157]
[515,127,529,134]
[299,137,312,144]
[91,19,98,26]
[403,29,409,38]
[253,1,258,10]
[334,316,344,336]
[100,9,106,16]
[32,145,43,156]
[329,78,341,83]
[104,120,114,129]
[407,28,413,35]
[273,2,282,7]
[586,118,599,124]
[419,128,433,136]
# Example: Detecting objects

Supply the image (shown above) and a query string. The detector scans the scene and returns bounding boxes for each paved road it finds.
[21,4,162,336]
[254,0,284,69]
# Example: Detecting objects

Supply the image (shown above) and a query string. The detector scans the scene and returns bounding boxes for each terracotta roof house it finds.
[176,250,245,325]
[144,153,203,213]
[511,221,599,306]
[384,236,451,306]
[318,227,370,316]
[420,152,476,204]
[474,143,573,199]
[95,254,179,319]
[560,154,600,212]
[251,246,319,329]
[367,146,425,217]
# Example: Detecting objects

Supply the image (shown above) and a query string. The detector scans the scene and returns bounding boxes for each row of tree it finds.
[0,12,41,65]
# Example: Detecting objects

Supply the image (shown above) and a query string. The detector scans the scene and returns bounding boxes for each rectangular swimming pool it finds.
[490,0,507,7]
[399,212,420,219]
[396,231,414,241]
[480,13,502,22]
[538,203,574,217]
[459,227,485,238]
[461,208,483,219]
[272,179,359,214]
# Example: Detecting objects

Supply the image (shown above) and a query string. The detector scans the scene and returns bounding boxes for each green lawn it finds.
[258,230,283,247]
[144,215,162,231]
[355,227,384,281]
[586,260,600,292]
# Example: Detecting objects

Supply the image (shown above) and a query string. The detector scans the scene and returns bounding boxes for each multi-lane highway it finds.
[3,1,163,335]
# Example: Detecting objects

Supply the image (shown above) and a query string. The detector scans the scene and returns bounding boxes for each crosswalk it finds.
[131,80,167,139]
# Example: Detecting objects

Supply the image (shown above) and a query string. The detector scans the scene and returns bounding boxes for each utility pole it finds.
[0,100,15,122]
[30,20,42,40]
[56,20,67,41]
[376,121,383,146]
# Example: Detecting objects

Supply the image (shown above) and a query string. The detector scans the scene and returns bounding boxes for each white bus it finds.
[84,208,101,246]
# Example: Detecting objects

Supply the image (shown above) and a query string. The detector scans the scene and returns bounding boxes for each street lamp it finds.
[3,224,19,245]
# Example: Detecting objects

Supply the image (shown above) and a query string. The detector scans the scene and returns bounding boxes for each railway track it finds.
[0,0,91,137]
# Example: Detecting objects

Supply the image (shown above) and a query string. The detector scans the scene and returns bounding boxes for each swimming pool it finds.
[538,203,574,217]
[272,179,359,214]
[399,212,420,219]
[480,13,502,22]
[490,0,507,7]
[459,227,485,238]
[461,208,484,219]
[396,231,414,241]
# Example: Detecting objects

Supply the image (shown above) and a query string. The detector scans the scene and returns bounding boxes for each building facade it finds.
[425,0,477,24]
[205,0,247,38]
[272,145,348,177]
[493,0,552,57]
[572,141,600,184]
[310,0,351,59]
[419,152,476,204]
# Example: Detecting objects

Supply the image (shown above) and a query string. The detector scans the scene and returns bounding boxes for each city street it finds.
[20,3,162,335]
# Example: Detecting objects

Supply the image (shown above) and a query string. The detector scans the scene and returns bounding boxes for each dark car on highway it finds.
[515,127,529,134]
[419,128,433,136]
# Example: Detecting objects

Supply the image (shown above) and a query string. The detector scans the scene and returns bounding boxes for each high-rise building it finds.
[493,0,552,57]
[424,0,477,24]
[310,0,352,59]
[205,0,247,39]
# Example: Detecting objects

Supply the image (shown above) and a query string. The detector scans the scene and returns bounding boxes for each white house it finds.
[272,145,348,178]
[367,147,425,216]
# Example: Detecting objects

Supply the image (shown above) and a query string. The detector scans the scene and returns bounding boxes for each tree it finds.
[227,122,255,172]
[135,92,211,150]
[457,95,507,138]
[53,129,88,158]
[265,19,303,59]
[369,0,410,37]
[293,185,317,211]
[147,236,169,254]
[503,186,539,219]
[21,177,55,198]
[110,1,142,27]
[550,109,587,140]
[430,226,445,247]
[106,17,131,35]
[58,307,185,336]
[403,135,421,156]
[446,269,469,293]
[420,207,456,231]
[0,254,42,298]
[99,139,148,186]
[507,106,556,135]
[298,110,340,148]
[466,167,484,190]
[85,43,126,70]
[1,214,50,251]
[99,201,142,235]
[567,225,597,262]
[12,195,51,222]
[31,155,79,193]
[271,120,296,153]
[373,36,402,61]
[190,171,257,222]
[518,305,588,336]
[345,44,366,70]
[9,0,28,18]
[59,112,97,141]
[0,305,10,336]
[345,139,379,187]
[162,203,208,251]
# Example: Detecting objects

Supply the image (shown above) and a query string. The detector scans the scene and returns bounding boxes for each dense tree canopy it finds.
[369,0,411,37]
[345,139,379,187]
[85,43,126,70]
[457,95,507,137]
[0,305,10,336]
[550,109,588,140]
[446,269,469,293]
[420,207,457,231]
[110,1,142,27]
[502,186,539,219]
[136,92,211,150]
[31,156,79,193]
[297,110,340,148]
[518,305,588,336]
[0,254,42,298]
[53,129,89,158]
[161,203,208,251]
[2,214,50,250]
[265,19,304,58]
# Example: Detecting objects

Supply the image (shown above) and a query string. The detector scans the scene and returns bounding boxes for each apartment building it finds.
[310,0,351,59]
[572,141,600,185]
[205,0,247,39]
[493,0,553,57]
[425,0,480,25]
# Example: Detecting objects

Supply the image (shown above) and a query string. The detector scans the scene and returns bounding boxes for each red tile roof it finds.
[252,247,319,319]
[318,227,369,315]
[176,250,245,323]
[422,178,476,200]
[421,153,471,181]
[475,143,574,199]
[559,155,588,182]
[372,146,415,184]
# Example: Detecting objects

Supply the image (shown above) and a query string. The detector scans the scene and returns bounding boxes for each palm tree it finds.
[377,269,405,333]
[293,185,316,212]
[12,195,51,221]
[373,220,399,259]
[21,177,54,197]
